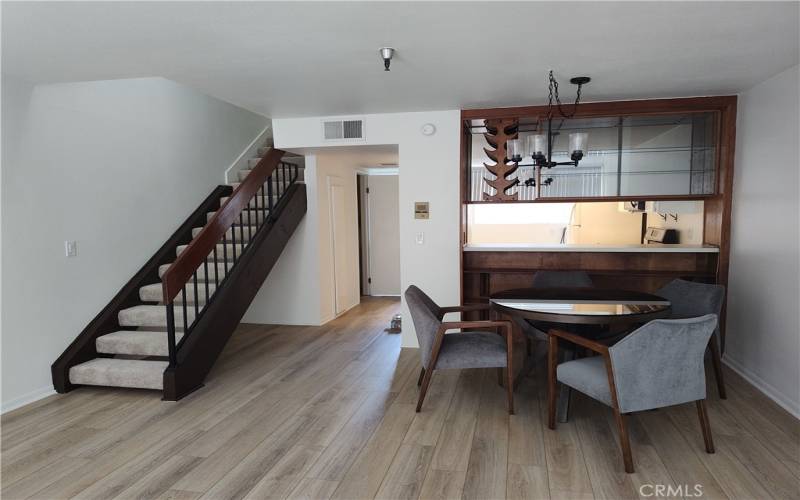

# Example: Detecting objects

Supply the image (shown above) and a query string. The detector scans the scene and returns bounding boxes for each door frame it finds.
[357,174,372,296]
[327,175,347,316]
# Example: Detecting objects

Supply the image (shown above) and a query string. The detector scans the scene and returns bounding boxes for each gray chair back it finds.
[533,270,593,288]
[609,314,718,413]
[405,286,443,368]
[656,279,724,320]
[657,278,724,340]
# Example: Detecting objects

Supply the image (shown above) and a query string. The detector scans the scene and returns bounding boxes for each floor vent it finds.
[323,119,364,141]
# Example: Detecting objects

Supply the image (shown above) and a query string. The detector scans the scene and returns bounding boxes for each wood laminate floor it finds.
[2,297,798,499]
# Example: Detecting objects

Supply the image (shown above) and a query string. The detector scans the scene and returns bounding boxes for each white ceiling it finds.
[2,2,798,118]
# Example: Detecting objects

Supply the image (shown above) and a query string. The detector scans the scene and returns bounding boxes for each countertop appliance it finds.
[645,227,679,244]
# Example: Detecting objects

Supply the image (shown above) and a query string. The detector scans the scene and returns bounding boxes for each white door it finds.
[366,175,400,295]
[328,177,349,315]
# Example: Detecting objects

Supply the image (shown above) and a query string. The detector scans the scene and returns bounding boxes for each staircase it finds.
[52,140,307,400]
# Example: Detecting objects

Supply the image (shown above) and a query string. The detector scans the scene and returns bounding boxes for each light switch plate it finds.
[65,240,77,257]
[415,232,424,245]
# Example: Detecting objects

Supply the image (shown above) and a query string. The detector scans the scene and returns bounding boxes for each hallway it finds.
[2,297,797,499]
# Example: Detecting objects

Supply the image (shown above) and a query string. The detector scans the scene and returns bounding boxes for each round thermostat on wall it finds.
[421,123,436,136]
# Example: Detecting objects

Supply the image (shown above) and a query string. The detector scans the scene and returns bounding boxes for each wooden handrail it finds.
[161,148,286,301]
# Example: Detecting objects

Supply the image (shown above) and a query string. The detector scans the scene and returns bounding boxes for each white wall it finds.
[366,174,400,296]
[241,157,324,326]
[726,65,800,417]
[272,111,461,347]
[1,75,268,411]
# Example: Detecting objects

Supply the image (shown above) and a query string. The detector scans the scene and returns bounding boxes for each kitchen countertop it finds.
[463,243,720,253]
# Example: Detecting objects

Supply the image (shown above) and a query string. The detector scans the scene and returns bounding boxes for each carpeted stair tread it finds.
[176,242,248,259]
[139,283,216,304]
[234,170,305,183]
[119,305,195,328]
[159,262,229,281]
[207,210,267,225]
[69,358,167,390]
[192,226,257,241]
[219,196,276,209]
[96,330,184,356]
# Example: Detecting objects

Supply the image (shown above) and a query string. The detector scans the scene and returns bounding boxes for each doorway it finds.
[304,145,399,323]
[358,172,400,296]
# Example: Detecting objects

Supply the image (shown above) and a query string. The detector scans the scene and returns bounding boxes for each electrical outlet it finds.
[65,240,77,257]
[415,232,424,245]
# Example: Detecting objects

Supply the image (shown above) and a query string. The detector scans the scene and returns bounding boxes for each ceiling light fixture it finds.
[379,47,395,71]
[506,71,591,187]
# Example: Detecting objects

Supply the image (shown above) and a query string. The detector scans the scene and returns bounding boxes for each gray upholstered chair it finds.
[405,285,515,414]
[532,270,594,289]
[548,315,718,473]
[656,279,726,398]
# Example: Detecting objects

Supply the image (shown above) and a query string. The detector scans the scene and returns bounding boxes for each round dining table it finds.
[490,287,671,422]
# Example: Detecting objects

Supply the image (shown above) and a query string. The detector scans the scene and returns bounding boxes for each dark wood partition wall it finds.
[463,251,718,304]
[702,98,738,348]
[459,96,737,348]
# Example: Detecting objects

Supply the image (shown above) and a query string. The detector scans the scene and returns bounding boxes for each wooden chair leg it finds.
[416,367,434,412]
[497,368,504,387]
[696,400,715,453]
[557,349,575,423]
[506,330,514,415]
[613,409,635,473]
[417,367,425,387]
[547,334,558,429]
[708,332,727,399]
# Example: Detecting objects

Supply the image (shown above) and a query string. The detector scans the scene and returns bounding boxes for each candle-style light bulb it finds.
[569,132,588,162]
[527,134,548,160]
[507,139,523,162]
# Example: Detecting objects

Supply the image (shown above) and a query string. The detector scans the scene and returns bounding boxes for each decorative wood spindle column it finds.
[483,118,520,201]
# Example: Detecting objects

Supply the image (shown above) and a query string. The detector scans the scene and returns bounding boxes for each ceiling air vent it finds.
[322,119,365,141]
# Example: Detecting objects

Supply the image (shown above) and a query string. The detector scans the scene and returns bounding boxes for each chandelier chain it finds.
[548,70,582,120]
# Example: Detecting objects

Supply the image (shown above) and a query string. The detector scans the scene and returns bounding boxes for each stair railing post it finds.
[166,302,177,366]
[267,173,274,221]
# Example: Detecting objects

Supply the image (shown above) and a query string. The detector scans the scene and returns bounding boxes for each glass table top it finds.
[491,298,670,316]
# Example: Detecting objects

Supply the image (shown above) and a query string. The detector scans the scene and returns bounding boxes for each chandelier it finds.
[506,71,591,187]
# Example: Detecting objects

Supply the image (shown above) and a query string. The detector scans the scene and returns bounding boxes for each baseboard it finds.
[318,301,361,326]
[723,355,800,419]
[224,125,272,184]
[2,386,56,414]
[318,313,336,325]
[240,319,323,327]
